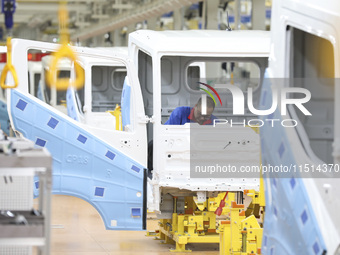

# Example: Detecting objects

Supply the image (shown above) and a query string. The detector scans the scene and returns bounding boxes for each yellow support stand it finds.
[154,194,234,253]
[230,202,244,252]
[107,104,123,131]
[150,126,265,254]
[219,200,263,255]
[113,104,122,131]
[151,190,264,254]
[241,215,263,254]
[218,165,265,255]
[158,219,175,244]
[220,220,231,255]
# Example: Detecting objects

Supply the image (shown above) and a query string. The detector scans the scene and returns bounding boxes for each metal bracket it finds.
[197,191,207,203]
[138,114,154,124]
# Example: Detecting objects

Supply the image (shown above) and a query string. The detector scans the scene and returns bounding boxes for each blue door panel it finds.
[259,72,326,255]
[66,87,81,121]
[10,89,145,230]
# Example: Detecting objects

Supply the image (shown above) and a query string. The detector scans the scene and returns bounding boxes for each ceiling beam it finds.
[112,3,134,9]
[71,0,201,41]
[16,0,104,3]
[16,3,88,12]
[0,14,32,23]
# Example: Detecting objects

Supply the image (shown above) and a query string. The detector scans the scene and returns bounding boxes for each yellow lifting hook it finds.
[47,3,84,90]
[0,37,19,89]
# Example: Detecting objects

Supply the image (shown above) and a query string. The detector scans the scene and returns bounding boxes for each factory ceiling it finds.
[0,0,202,43]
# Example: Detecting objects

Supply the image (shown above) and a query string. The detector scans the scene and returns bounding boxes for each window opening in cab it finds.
[0,87,4,99]
[44,69,70,107]
[111,68,127,90]
[288,26,335,164]
[27,72,42,97]
[137,50,153,108]
[187,61,260,92]
[33,73,41,97]
[187,65,201,91]
[160,56,261,125]
[27,72,31,94]
[27,49,49,98]
[91,64,126,113]
[26,51,86,115]
[137,50,153,142]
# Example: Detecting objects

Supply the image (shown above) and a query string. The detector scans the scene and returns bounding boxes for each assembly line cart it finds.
[0,138,52,255]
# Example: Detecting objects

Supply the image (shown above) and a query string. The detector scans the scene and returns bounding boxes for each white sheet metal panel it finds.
[129,30,270,57]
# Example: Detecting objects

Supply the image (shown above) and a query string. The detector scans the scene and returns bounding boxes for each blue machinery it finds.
[2,0,15,36]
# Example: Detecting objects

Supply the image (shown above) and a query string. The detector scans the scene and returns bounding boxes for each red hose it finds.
[215,191,229,216]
